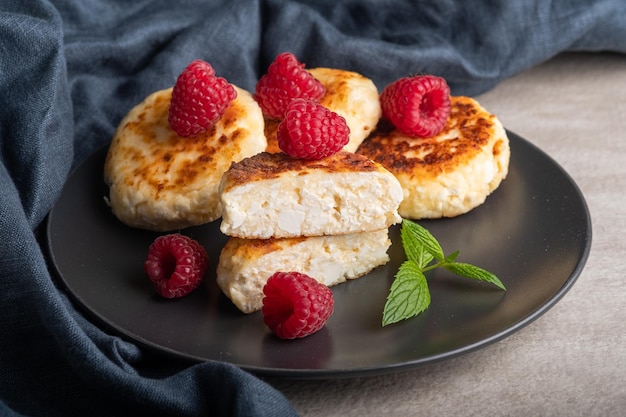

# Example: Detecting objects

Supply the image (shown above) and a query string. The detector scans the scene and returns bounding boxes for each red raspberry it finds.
[168,59,237,137]
[144,233,209,298]
[262,272,334,339]
[277,98,350,159]
[254,52,326,119]
[380,75,451,138]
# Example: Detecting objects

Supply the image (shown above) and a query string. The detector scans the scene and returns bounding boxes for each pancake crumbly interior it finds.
[217,229,391,313]
[218,150,403,239]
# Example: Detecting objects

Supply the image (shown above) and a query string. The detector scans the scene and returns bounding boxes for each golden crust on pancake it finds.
[216,229,391,313]
[104,86,266,231]
[264,67,381,153]
[220,149,385,189]
[356,96,510,219]
[218,150,403,239]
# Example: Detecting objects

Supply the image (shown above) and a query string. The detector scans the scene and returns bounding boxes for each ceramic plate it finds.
[45,131,592,378]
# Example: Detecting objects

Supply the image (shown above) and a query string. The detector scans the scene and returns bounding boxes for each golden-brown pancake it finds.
[104,86,266,231]
[264,67,381,153]
[356,96,510,219]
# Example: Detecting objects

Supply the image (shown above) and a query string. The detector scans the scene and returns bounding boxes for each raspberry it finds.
[168,59,237,137]
[262,272,334,339]
[144,233,209,298]
[380,75,451,138]
[277,98,350,159]
[254,52,326,119]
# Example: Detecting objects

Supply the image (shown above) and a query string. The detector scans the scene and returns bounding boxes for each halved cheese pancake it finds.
[356,96,510,219]
[217,229,391,313]
[219,150,403,239]
[264,67,381,153]
[104,86,266,231]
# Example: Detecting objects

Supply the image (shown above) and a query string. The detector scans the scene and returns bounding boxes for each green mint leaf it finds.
[402,219,444,261]
[384,219,506,326]
[443,262,506,290]
[382,261,431,326]
[401,221,433,268]
[444,250,460,264]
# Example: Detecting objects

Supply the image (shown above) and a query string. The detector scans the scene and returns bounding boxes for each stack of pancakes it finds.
[103,62,511,314]
[103,67,381,232]
[216,150,404,314]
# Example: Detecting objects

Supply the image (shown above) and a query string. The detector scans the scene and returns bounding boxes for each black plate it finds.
[46,131,591,378]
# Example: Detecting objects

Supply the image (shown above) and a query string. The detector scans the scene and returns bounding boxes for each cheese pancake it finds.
[219,150,403,239]
[104,86,266,231]
[356,96,510,219]
[264,67,381,153]
[217,229,391,313]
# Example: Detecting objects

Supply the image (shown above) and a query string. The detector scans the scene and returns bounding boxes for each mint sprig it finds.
[382,219,506,326]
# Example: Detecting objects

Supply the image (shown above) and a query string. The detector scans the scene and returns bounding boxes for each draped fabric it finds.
[1,1,624,415]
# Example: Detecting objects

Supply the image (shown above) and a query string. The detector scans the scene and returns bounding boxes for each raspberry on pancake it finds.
[356,96,510,219]
[264,67,381,154]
